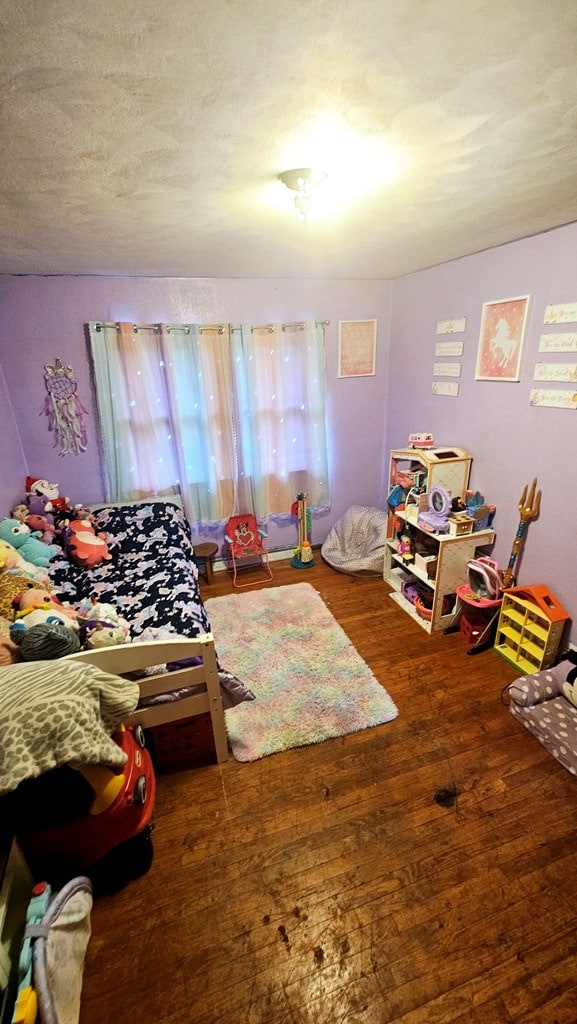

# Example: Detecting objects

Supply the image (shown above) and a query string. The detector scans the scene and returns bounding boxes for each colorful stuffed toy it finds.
[10,607,79,633]
[12,587,79,625]
[24,513,57,545]
[0,519,59,568]
[11,504,30,524]
[61,519,111,568]
[76,597,130,649]
[78,619,130,649]
[0,539,49,583]
[11,621,81,660]
[25,477,70,514]
[10,587,80,636]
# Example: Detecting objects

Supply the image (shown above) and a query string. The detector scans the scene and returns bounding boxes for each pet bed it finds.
[506,658,577,776]
[48,500,254,762]
[321,505,389,576]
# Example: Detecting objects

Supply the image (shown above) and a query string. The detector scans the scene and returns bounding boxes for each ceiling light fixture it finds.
[278,168,327,225]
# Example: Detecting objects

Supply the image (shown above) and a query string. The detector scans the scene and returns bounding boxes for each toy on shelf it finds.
[408,432,434,449]
[398,533,414,565]
[290,492,314,569]
[502,477,541,587]
[418,485,452,534]
[447,557,505,654]
[463,489,496,532]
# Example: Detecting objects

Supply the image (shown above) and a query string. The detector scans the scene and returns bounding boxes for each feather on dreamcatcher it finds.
[42,357,88,455]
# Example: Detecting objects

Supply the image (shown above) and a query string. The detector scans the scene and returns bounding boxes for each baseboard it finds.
[213,546,320,572]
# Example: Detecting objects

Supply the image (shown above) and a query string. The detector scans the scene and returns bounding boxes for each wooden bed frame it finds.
[64,634,229,763]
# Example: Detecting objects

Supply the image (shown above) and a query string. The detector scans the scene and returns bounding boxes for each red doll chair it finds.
[225,514,273,588]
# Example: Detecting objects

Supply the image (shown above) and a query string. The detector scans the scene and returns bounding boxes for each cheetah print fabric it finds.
[0,660,139,794]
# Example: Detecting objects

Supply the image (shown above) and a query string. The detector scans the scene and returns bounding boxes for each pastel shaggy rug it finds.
[204,582,398,762]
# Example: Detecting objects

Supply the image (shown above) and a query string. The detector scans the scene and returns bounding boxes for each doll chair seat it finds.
[225,514,273,588]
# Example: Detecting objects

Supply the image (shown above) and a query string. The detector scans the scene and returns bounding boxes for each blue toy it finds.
[0,518,59,567]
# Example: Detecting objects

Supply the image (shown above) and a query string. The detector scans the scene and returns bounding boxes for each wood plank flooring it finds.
[79,558,577,1024]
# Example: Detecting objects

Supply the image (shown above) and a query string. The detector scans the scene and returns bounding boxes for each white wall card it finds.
[433,362,461,377]
[435,340,464,356]
[437,317,466,334]
[534,363,577,383]
[529,388,577,409]
[543,303,577,324]
[538,333,577,352]
[432,381,459,397]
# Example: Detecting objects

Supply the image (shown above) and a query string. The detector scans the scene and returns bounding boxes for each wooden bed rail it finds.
[64,634,229,763]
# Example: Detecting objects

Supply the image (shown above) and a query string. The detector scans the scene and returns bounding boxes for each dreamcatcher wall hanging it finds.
[42,357,88,455]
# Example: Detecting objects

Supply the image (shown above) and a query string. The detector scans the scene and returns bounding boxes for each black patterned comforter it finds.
[49,501,211,638]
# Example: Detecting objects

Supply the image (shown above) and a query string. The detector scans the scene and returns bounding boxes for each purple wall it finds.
[1,224,575,641]
[0,362,28,500]
[387,222,577,642]
[0,275,392,550]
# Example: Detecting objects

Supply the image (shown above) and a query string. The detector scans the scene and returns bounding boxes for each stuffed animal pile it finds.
[0,584,132,665]
[3,476,111,575]
[0,477,127,664]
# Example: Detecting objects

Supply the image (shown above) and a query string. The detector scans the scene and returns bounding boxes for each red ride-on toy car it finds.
[16,724,156,884]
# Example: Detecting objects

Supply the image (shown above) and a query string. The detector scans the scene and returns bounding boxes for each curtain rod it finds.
[94,320,330,334]
[93,322,160,333]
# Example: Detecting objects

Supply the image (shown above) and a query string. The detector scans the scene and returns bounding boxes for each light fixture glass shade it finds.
[279,168,327,224]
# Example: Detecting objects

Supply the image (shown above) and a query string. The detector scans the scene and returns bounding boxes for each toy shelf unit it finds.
[387,446,472,537]
[383,510,496,633]
[494,585,570,674]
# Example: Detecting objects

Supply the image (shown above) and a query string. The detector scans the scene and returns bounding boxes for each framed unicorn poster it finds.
[475,295,530,381]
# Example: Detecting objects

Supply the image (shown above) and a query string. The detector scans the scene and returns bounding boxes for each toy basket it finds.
[415,593,454,621]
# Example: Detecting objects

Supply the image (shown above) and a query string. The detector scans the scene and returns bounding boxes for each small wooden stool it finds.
[193,542,218,585]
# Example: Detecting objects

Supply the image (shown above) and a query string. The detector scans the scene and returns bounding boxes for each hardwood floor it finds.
[79,558,577,1024]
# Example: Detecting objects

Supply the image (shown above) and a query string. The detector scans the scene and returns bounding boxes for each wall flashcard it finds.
[538,333,577,352]
[529,388,577,409]
[437,317,466,334]
[432,381,459,396]
[533,363,577,383]
[435,340,464,356]
[543,303,577,324]
[433,362,461,377]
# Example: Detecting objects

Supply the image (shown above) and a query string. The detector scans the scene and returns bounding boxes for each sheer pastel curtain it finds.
[89,318,329,525]
[89,322,181,499]
[233,320,330,518]
[160,325,237,522]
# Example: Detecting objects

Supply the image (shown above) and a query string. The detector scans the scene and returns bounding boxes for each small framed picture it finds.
[475,296,530,381]
[338,319,376,377]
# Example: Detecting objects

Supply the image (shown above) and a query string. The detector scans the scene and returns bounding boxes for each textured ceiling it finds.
[2,0,577,280]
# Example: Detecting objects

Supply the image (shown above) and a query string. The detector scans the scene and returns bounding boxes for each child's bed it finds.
[48,500,254,763]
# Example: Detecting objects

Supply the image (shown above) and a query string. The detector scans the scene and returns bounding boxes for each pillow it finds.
[507,661,570,707]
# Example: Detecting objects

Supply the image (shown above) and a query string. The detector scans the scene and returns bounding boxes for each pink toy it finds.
[25,514,57,545]
[61,519,111,568]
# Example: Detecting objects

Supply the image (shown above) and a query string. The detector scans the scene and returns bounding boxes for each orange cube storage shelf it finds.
[494,584,570,675]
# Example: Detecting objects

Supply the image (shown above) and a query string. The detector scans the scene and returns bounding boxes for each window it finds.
[89,320,329,525]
